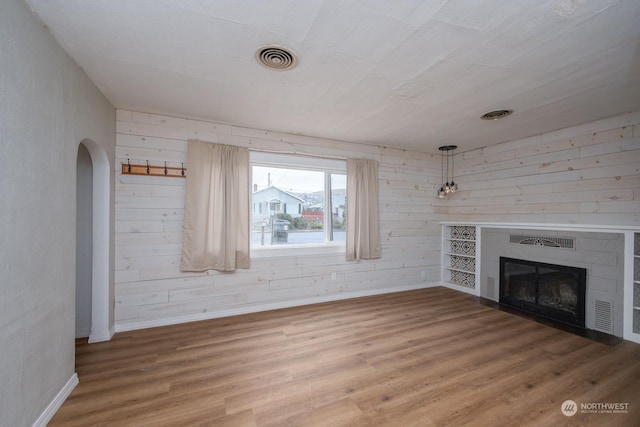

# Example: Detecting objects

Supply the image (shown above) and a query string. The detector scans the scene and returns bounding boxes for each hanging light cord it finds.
[451,153,453,184]
[446,148,450,189]
[441,149,445,188]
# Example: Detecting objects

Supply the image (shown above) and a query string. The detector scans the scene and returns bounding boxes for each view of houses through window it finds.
[250,153,346,247]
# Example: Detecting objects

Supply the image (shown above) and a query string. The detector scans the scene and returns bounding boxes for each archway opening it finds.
[76,143,93,338]
[76,138,112,343]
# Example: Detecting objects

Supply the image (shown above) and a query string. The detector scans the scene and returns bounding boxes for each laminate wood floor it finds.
[51,287,640,426]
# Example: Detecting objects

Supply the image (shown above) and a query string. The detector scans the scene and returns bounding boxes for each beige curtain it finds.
[346,158,381,261]
[180,140,250,272]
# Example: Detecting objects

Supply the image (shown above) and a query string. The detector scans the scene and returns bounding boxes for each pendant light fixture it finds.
[437,145,457,198]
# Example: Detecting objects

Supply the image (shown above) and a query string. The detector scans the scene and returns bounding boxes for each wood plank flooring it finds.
[51,287,640,426]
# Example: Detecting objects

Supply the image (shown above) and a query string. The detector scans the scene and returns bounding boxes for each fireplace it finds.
[500,257,587,328]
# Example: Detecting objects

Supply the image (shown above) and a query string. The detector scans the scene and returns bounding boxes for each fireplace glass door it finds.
[500,257,586,328]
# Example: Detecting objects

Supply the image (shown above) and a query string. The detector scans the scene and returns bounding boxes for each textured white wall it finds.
[0,1,115,425]
[114,110,443,330]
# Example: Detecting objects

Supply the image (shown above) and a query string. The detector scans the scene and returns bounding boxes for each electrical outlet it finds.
[421,271,426,278]
[331,272,337,280]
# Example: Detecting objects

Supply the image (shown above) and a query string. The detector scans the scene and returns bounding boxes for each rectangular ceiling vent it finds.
[594,300,613,334]
[509,234,575,249]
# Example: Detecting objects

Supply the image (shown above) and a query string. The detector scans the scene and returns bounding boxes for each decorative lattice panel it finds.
[445,225,476,290]
[509,234,574,249]
[450,226,476,241]
[450,255,476,273]
[450,240,476,256]
[450,270,475,288]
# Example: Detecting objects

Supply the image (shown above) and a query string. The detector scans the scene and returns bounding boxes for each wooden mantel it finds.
[440,221,640,233]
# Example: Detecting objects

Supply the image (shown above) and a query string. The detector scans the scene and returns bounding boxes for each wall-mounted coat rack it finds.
[121,159,186,178]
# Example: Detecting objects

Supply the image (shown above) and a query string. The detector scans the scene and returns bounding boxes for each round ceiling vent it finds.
[255,45,298,71]
[480,109,513,120]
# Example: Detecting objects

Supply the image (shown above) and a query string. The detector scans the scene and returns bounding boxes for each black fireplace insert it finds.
[500,257,587,328]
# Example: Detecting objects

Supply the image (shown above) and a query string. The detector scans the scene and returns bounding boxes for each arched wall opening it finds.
[76,143,93,337]
[76,138,112,343]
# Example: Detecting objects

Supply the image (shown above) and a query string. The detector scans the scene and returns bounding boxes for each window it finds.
[250,152,346,250]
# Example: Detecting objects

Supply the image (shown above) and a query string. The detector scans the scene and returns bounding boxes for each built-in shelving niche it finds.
[442,225,477,293]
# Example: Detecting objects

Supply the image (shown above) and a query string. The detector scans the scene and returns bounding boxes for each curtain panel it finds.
[346,158,381,261]
[180,140,250,272]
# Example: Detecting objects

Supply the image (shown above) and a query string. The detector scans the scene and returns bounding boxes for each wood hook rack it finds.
[121,159,186,178]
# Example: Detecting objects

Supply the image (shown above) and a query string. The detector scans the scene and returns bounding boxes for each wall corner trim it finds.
[88,325,115,343]
[32,373,78,427]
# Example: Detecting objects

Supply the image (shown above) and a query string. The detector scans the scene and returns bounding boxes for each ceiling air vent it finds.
[481,109,513,120]
[255,45,298,71]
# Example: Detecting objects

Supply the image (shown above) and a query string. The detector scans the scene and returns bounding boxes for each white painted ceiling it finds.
[25,0,640,153]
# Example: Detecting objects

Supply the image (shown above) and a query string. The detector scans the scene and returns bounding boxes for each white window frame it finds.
[250,151,347,258]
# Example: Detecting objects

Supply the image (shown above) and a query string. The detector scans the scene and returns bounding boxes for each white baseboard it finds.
[32,373,78,427]
[88,325,115,343]
[75,327,91,339]
[116,282,440,333]
[440,281,479,296]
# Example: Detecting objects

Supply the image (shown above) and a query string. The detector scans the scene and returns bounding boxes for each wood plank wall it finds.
[114,110,640,331]
[445,112,640,225]
[114,110,444,330]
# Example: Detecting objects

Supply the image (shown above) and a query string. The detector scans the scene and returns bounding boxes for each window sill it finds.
[251,243,345,259]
